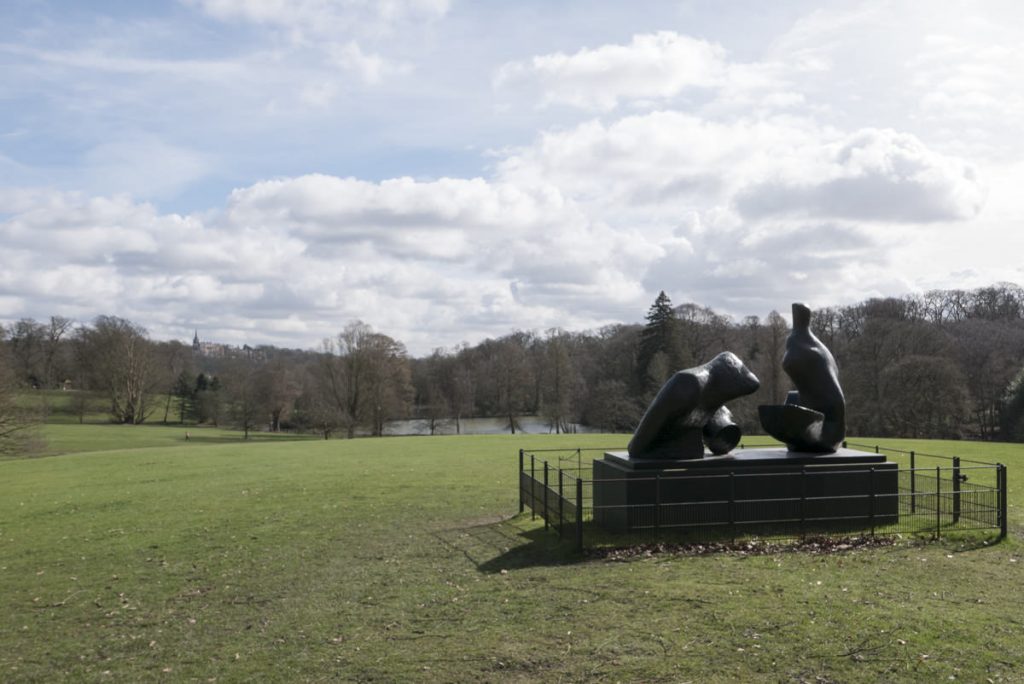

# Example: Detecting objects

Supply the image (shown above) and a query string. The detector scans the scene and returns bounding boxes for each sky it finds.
[2,0,1024,355]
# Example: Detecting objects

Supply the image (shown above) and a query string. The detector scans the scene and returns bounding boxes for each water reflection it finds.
[356,416,598,436]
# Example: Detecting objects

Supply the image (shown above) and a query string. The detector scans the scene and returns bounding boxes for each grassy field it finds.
[17,389,151,425]
[7,388,318,457]
[1,430,1022,682]
[36,424,317,457]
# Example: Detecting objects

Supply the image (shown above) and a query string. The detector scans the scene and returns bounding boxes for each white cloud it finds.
[0,99,989,353]
[0,43,246,81]
[495,31,789,112]
[498,112,984,224]
[491,104,993,323]
[176,0,447,89]
[0,174,655,351]
[222,174,578,258]
[735,128,985,222]
[496,32,728,110]
[762,1,1024,160]
[329,42,410,84]
[184,0,450,38]
[81,137,212,199]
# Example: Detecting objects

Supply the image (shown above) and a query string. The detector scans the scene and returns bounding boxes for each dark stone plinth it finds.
[593,448,898,533]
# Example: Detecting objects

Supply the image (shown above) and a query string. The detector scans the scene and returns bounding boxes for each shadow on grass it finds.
[433,516,1009,575]
[432,516,586,574]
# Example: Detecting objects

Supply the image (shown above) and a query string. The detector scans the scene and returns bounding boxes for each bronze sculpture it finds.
[628,352,760,459]
[759,302,846,452]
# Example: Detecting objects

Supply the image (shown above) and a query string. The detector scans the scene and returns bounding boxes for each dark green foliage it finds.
[636,291,683,393]
[172,370,194,423]
[192,373,222,425]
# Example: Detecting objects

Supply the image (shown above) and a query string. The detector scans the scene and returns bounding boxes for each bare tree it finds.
[222,359,263,439]
[76,316,160,424]
[294,366,341,439]
[8,318,45,387]
[42,316,73,389]
[583,379,641,432]
[0,334,38,454]
[539,329,582,433]
[316,321,414,437]
[675,302,730,367]
[763,310,790,406]
[156,341,192,424]
[413,350,452,435]
[360,331,414,436]
[486,333,534,434]
[444,346,476,434]
[315,339,356,438]
[947,319,1024,439]
[256,358,301,432]
[880,355,969,438]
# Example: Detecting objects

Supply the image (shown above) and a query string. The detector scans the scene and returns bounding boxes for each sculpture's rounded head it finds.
[792,302,811,329]
[706,351,761,399]
[703,406,741,455]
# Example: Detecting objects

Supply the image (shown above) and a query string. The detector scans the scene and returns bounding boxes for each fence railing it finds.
[518,444,1008,551]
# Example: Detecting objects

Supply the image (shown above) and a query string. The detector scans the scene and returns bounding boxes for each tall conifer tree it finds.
[636,291,681,391]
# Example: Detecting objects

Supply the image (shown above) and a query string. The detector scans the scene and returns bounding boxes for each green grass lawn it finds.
[7,388,318,457]
[1,432,1022,682]
[34,423,317,457]
[17,389,145,425]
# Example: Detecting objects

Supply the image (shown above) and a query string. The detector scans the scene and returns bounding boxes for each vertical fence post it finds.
[869,466,876,536]
[558,469,564,539]
[875,445,879,454]
[910,451,916,515]
[530,455,536,520]
[729,472,736,543]
[952,457,961,525]
[543,461,549,531]
[576,477,584,551]
[576,447,581,473]
[935,465,942,540]
[518,449,525,513]
[800,466,807,539]
[999,464,1008,540]
[654,475,661,533]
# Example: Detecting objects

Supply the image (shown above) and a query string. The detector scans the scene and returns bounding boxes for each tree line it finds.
[3,282,1024,452]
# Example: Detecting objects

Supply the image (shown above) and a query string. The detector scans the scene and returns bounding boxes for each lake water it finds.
[362,415,600,436]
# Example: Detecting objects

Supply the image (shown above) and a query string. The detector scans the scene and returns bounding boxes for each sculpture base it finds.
[593,448,898,534]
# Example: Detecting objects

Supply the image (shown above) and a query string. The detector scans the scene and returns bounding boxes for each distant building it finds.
[191,331,265,361]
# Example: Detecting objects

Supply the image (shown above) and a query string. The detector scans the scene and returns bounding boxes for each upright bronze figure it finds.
[628,352,760,460]
[759,302,846,452]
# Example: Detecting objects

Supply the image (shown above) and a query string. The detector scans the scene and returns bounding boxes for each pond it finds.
[357,415,600,436]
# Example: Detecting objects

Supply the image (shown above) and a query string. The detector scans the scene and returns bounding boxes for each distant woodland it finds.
[4,282,1024,450]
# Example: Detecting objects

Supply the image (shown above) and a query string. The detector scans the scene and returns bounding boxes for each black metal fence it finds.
[518,443,1008,551]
